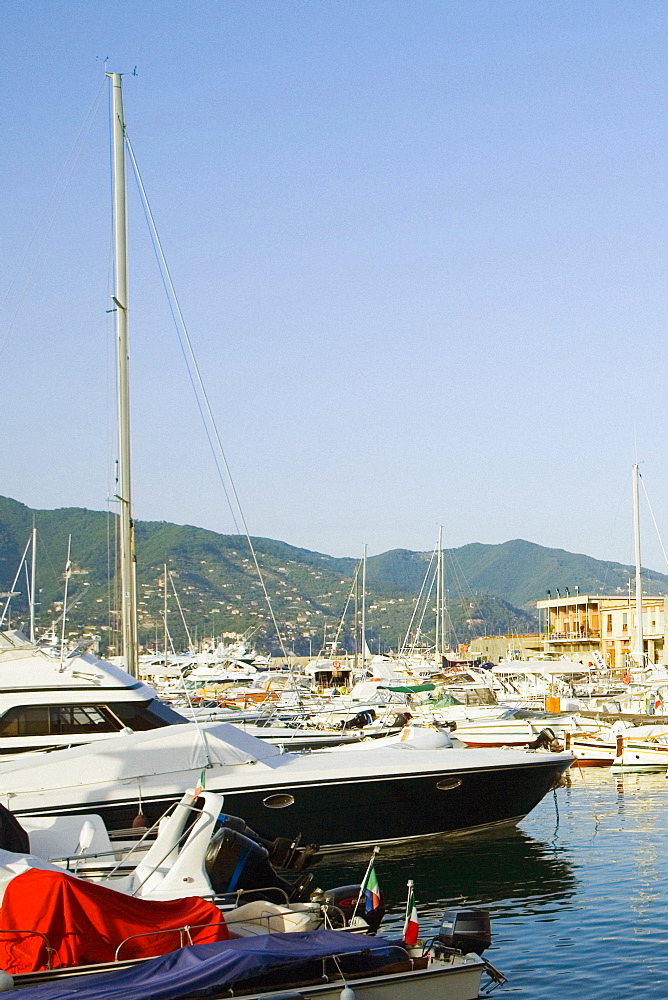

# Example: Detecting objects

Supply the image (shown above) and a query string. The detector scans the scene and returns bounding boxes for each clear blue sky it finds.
[2,0,668,572]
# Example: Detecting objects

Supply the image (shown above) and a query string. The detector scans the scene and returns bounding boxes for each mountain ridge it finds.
[0,495,665,655]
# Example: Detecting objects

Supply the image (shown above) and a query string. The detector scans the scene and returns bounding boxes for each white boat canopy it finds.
[0,723,282,795]
[493,660,588,675]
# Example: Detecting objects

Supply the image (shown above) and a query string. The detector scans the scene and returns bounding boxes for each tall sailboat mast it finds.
[632,463,644,667]
[435,525,442,663]
[360,544,367,672]
[29,523,37,643]
[109,72,137,678]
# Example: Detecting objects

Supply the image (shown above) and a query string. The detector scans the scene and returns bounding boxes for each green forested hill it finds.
[435,538,668,608]
[0,495,664,655]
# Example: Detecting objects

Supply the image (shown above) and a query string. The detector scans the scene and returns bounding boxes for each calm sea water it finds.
[313,769,668,998]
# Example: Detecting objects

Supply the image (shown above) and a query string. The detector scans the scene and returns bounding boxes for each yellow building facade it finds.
[536,594,668,668]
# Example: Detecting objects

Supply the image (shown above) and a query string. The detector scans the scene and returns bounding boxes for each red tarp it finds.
[0,868,228,973]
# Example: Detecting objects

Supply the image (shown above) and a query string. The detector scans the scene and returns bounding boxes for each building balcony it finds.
[544,630,601,642]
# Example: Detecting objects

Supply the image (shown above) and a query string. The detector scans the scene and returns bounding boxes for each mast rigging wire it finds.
[124,135,290,662]
[640,476,668,572]
[401,549,436,655]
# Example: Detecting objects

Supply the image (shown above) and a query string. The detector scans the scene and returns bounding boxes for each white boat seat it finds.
[225,901,324,937]
[23,814,112,860]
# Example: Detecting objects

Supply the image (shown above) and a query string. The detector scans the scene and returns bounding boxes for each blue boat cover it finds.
[15,930,407,1000]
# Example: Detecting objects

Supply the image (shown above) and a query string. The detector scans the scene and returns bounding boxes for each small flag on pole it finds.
[351,846,381,923]
[362,865,381,914]
[403,880,419,946]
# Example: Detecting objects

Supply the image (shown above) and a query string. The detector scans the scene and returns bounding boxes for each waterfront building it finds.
[536,594,668,668]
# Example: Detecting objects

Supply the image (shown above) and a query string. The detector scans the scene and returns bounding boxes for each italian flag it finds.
[403,881,419,946]
[362,865,381,913]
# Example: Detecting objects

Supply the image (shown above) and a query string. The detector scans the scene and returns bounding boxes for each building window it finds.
[607,615,612,633]
[622,613,628,633]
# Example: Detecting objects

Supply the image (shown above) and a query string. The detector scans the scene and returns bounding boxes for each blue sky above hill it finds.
[2,1,668,569]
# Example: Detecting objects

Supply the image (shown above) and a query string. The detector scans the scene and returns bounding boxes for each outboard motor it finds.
[342,709,377,730]
[527,728,563,752]
[435,907,492,956]
[310,884,385,933]
[216,812,321,870]
[205,827,313,903]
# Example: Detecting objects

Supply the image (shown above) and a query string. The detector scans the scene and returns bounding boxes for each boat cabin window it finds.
[0,699,185,737]
[52,706,111,733]
[106,699,187,729]
[0,705,111,737]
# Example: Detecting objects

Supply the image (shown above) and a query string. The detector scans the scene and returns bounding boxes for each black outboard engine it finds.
[310,884,385,933]
[527,727,562,751]
[215,812,321,870]
[435,908,492,956]
[205,827,313,903]
[342,709,377,730]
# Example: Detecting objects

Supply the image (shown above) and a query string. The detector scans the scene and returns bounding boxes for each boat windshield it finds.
[0,699,186,737]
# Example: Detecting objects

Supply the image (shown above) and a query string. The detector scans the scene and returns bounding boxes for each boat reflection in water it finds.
[311,769,668,999]
[313,823,577,931]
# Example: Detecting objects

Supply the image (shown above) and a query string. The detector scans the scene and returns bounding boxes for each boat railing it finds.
[115,921,223,960]
[114,902,349,961]
[53,795,221,884]
[213,886,291,907]
[0,929,55,969]
[1,901,341,971]
[51,847,138,870]
[115,928,424,974]
[310,944,431,981]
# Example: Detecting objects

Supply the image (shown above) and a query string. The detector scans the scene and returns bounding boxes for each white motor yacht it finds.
[0,720,574,852]
[0,629,186,756]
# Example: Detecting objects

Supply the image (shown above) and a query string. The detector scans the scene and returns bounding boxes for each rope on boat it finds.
[124,135,292,668]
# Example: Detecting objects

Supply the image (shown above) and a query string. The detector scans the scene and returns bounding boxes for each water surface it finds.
[314,769,668,997]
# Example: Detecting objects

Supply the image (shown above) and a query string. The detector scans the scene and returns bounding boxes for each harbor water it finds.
[315,769,668,997]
